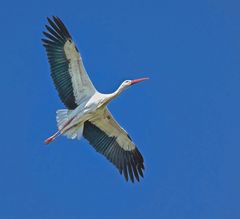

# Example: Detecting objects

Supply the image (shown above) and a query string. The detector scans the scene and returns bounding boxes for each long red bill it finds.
[131,77,149,85]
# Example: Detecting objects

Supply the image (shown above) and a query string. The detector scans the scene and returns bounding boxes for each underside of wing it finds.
[83,108,145,182]
[42,16,96,109]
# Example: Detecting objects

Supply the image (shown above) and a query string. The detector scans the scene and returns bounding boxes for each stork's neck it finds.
[104,84,126,105]
[113,84,126,96]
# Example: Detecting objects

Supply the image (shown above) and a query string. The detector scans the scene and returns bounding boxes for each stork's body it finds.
[42,16,148,182]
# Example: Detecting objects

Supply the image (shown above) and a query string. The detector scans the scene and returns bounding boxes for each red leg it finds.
[44,116,76,144]
[44,136,56,144]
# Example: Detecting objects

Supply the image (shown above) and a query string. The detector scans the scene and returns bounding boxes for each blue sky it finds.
[0,0,240,218]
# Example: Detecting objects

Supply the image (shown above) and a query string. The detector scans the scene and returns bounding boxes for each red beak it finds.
[131,77,149,85]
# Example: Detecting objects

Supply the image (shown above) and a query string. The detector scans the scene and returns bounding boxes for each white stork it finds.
[42,16,148,182]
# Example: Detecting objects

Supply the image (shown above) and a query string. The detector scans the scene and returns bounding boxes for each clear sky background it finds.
[0,0,239,218]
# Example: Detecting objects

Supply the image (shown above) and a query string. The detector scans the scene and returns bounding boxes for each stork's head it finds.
[120,78,149,90]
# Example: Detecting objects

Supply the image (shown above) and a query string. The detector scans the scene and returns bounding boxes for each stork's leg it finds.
[44,116,76,144]
[44,131,61,144]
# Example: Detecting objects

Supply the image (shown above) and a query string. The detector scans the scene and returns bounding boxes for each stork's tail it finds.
[56,109,83,140]
[56,109,71,130]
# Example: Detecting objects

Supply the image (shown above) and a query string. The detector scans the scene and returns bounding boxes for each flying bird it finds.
[42,16,148,182]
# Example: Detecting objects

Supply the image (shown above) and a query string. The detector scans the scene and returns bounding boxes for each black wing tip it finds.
[41,38,50,46]
[114,148,144,183]
[124,169,144,183]
[121,169,144,183]
[42,15,72,44]
[120,148,145,183]
[46,16,62,23]
[46,16,51,22]
[46,15,60,23]
[51,16,72,38]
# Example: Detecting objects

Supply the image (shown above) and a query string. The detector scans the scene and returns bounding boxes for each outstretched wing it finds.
[42,16,96,109]
[83,108,145,183]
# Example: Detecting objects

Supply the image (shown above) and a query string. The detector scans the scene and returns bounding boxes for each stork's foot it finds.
[44,136,56,144]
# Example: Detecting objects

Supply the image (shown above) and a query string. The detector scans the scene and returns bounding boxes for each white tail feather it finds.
[56,109,83,140]
[64,124,84,140]
[56,109,70,130]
